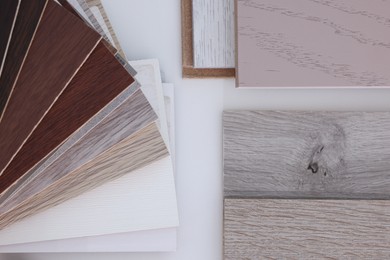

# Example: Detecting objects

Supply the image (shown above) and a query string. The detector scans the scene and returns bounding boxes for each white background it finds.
[3,0,390,259]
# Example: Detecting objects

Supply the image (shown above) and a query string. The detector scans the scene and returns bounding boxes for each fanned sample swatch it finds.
[224,198,390,259]
[236,0,390,87]
[224,111,390,199]
[0,0,101,176]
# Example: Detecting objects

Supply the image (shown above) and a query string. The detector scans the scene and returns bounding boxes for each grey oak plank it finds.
[236,0,390,87]
[0,89,156,215]
[224,198,390,259]
[224,111,390,199]
[0,123,168,230]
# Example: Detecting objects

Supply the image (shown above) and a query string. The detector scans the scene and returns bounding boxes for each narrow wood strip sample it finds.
[0,122,168,230]
[0,0,101,175]
[0,0,47,116]
[0,0,20,75]
[0,89,156,213]
[224,199,390,259]
[193,0,234,68]
[236,0,390,87]
[181,0,235,77]
[224,111,390,199]
[0,41,135,195]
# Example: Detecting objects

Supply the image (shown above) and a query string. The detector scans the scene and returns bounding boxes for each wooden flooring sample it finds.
[0,89,156,214]
[0,41,135,195]
[193,0,234,68]
[0,0,46,116]
[0,122,168,229]
[0,0,20,75]
[0,0,101,176]
[236,0,390,87]
[224,111,390,199]
[224,198,390,259]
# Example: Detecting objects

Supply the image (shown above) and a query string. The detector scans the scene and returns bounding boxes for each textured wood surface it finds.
[0,89,156,213]
[0,122,168,229]
[0,0,101,175]
[0,0,20,76]
[224,198,390,259]
[193,0,234,68]
[0,0,47,117]
[236,0,390,87]
[0,41,134,195]
[181,0,235,77]
[224,111,390,199]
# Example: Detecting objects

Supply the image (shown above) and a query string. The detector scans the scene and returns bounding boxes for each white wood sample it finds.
[163,83,176,168]
[192,0,235,68]
[0,228,176,253]
[0,157,178,246]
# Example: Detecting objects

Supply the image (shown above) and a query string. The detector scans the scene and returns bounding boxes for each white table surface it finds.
[3,0,390,259]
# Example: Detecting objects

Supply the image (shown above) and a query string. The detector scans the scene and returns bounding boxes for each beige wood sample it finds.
[224,198,390,259]
[224,111,390,199]
[0,123,168,229]
[236,0,390,87]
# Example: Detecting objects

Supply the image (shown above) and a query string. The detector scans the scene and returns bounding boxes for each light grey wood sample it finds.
[0,123,168,230]
[224,111,390,199]
[224,198,390,259]
[0,89,156,216]
[193,0,235,68]
[236,0,390,87]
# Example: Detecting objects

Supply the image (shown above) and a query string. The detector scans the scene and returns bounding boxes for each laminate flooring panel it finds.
[224,111,390,199]
[0,0,47,117]
[0,0,20,75]
[0,41,135,195]
[224,198,390,259]
[0,0,101,175]
[0,156,178,245]
[0,89,155,220]
[0,228,177,252]
[192,0,235,68]
[0,122,168,230]
[236,0,390,87]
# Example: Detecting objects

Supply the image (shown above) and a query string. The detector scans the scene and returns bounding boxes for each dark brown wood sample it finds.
[0,42,135,195]
[0,0,20,75]
[0,0,48,119]
[0,0,101,177]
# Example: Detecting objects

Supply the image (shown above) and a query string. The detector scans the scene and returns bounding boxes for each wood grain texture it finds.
[0,0,101,175]
[181,0,235,77]
[0,41,134,195]
[236,0,390,87]
[0,89,156,213]
[0,0,47,117]
[224,198,390,259]
[224,111,390,199]
[0,0,20,76]
[0,122,168,230]
[193,0,234,68]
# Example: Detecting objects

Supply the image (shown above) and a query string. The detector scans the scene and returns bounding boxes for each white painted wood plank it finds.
[193,0,235,68]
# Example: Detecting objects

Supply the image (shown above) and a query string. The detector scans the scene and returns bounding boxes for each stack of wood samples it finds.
[0,0,178,253]
[223,111,390,259]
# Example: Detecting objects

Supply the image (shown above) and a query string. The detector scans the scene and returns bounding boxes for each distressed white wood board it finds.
[236,0,390,87]
[163,83,176,170]
[130,59,170,151]
[192,0,235,68]
[0,228,176,253]
[0,156,178,246]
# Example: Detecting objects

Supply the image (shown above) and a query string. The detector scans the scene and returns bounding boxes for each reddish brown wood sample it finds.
[0,0,101,177]
[0,0,48,118]
[0,42,135,194]
[0,0,20,75]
